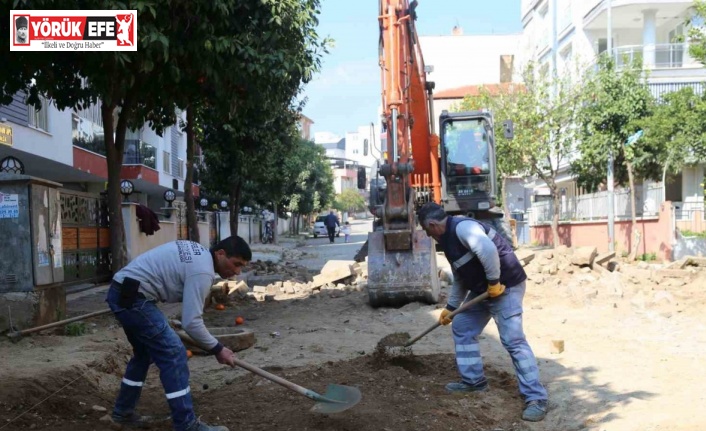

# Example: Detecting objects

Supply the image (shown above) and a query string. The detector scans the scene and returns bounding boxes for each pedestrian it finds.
[105,236,252,431]
[342,221,352,243]
[416,202,548,422]
[324,210,340,243]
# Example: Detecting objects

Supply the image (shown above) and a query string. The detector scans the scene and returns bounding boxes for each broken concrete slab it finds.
[571,246,598,267]
[312,260,356,288]
[595,252,616,266]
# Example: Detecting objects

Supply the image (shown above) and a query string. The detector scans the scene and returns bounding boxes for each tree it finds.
[2,0,327,266]
[335,189,367,214]
[574,57,656,259]
[638,87,706,195]
[194,0,328,239]
[145,0,328,243]
[458,64,584,247]
[1,0,199,271]
[687,0,706,65]
[280,138,335,233]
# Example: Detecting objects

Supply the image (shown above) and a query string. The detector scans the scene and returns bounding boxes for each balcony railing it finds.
[610,43,687,69]
[123,140,156,169]
[585,43,699,76]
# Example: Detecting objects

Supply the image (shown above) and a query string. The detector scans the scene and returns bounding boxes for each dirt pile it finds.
[0,351,532,431]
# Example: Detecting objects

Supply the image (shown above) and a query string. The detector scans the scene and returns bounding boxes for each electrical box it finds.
[0,174,64,329]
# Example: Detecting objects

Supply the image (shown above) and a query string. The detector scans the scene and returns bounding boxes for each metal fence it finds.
[530,184,664,224]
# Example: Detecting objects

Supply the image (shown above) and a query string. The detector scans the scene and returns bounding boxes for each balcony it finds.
[609,44,690,69]
[123,140,156,169]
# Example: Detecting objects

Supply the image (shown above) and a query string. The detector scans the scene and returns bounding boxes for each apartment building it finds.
[520,0,706,213]
[0,96,192,204]
[0,94,192,286]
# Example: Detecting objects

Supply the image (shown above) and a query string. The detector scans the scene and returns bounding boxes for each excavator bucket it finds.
[366,229,440,308]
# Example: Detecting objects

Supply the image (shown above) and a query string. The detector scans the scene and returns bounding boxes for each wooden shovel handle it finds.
[173,328,316,400]
[405,292,490,347]
[8,309,112,341]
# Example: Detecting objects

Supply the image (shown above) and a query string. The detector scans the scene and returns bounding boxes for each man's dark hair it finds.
[210,235,252,261]
[416,202,448,227]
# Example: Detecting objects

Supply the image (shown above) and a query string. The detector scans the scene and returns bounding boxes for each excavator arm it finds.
[366,0,441,307]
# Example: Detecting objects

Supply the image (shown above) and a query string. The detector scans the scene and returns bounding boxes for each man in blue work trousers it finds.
[106,236,251,431]
[416,202,548,422]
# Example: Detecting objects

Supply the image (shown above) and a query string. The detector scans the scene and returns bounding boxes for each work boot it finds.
[445,379,489,393]
[522,399,548,422]
[186,419,229,431]
[111,411,153,428]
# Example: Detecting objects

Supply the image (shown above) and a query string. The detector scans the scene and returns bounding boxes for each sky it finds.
[301,0,523,138]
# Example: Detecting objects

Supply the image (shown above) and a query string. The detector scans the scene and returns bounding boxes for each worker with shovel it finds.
[106,236,251,431]
[416,203,548,422]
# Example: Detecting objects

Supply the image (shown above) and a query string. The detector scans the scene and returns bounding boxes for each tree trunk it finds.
[627,162,641,261]
[102,103,128,272]
[229,180,242,238]
[501,175,511,219]
[273,201,278,244]
[184,106,199,243]
[549,181,560,248]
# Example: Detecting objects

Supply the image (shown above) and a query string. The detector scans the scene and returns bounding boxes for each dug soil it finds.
[2,236,706,430]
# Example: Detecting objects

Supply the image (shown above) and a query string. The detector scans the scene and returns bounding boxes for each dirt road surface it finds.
[1,218,705,431]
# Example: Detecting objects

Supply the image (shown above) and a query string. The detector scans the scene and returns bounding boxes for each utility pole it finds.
[606,0,615,252]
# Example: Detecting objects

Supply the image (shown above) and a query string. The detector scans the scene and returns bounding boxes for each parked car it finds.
[313,215,340,238]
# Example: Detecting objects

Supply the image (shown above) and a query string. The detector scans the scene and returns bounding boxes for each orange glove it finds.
[488,282,506,298]
[439,309,453,326]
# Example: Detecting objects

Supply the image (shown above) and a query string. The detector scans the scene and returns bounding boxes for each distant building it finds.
[298,114,314,140]
[419,29,522,135]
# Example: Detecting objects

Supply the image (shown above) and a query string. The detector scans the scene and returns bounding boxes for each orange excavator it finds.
[360,0,512,307]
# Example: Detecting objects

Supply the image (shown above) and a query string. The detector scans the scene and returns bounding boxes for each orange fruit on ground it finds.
[215,303,225,311]
[235,316,244,325]
[186,350,193,359]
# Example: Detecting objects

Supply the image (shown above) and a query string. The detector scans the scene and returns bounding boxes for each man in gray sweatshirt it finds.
[106,236,251,431]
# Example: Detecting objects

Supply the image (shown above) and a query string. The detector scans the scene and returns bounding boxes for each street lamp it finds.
[120,179,134,202]
[0,156,25,174]
[162,189,176,218]
[220,200,228,211]
[200,197,208,210]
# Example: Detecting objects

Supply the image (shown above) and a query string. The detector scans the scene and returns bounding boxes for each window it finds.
[163,151,171,174]
[560,44,573,77]
[28,96,49,132]
[176,158,184,178]
[598,38,613,54]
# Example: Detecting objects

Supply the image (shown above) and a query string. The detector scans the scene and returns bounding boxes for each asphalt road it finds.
[295,217,373,271]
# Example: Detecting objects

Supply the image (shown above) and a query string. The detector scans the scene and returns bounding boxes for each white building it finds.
[344,124,382,168]
[520,0,706,216]
[0,96,190,206]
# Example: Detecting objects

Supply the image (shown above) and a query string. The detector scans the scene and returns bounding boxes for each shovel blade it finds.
[310,384,362,414]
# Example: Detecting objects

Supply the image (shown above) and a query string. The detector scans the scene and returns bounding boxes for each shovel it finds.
[6,309,112,343]
[232,357,362,414]
[174,327,361,414]
[404,291,489,347]
[381,292,490,351]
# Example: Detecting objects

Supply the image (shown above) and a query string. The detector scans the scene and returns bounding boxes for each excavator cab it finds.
[439,110,498,214]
